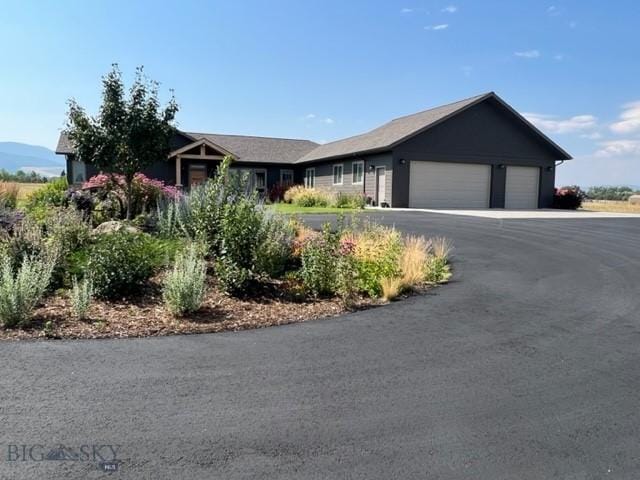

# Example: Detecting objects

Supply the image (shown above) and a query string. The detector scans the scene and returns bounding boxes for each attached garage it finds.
[409,161,491,209]
[505,166,540,209]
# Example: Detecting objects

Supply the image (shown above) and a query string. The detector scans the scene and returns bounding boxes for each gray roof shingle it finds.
[296,93,491,163]
[55,133,75,154]
[185,132,319,164]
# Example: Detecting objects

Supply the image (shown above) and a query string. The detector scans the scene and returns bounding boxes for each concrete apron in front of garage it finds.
[365,207,640,219]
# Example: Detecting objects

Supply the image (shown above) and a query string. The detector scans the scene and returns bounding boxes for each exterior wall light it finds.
[497,164,505,169]
[546,166,554,172]
[399,158,406,165]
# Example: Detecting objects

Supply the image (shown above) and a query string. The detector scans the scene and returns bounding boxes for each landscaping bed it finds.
[4,279,404,340]
[0,158,452,341]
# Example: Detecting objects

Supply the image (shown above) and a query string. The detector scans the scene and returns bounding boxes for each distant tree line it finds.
[0,169,54,183]
[586,186,639,201]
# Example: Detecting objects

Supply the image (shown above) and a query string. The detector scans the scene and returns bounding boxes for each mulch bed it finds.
[0,277,423,341]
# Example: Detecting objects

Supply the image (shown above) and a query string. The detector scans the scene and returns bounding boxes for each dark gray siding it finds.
[302,159,365,194]
[363,153,393,205]
[392,98,559,208]
[299,153,393,204]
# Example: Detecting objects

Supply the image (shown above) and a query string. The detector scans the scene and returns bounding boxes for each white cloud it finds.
[524,112,598,134]
[610,101,640,134]
[595,139,640,157]
[580,132,602,140]
[400,7,413,13]
[569,20,577,28]
[514,50,540,58]
[547,5,561,16]
[425,24,449,30]
[553,53,565,61]
[441,5,458,13]
[461,65,473,77]
[302,114,334,125]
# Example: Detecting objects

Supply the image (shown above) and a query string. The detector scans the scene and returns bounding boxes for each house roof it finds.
[296,92,571,162]
[184,132,319,164]
[55,133,75,155]
[55,92,571,163]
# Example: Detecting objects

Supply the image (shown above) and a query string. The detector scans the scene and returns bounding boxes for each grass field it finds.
[14,183,46,201]
[581,200,640,214]
[269,203,362,214]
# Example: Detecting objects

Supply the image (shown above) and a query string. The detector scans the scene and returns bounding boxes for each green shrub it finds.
[424,237,453,283]
[218,198,264,269]
[0,208,85,290]
[165,157,287,293]
[0,250,57,328]
[334,192,366,209]
[86,232,169,299]
[283,185,305,203]
[1,216,46,268]
[44,206,91,253]
[163,243,207,316]
[299,225,338,296]
[156,198,181,238]
[424,256,451,283]
[214,256,250,294]
[254,215,295,278]
[172,157,251,242]
[24,177,68,221]
[347,224,403,297]
[295,188,333,207]
[284,186,334,207]
[69,276,94,320]
[335,247,358,304]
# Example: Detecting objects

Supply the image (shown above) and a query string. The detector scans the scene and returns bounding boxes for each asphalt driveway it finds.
[1,212,640,479]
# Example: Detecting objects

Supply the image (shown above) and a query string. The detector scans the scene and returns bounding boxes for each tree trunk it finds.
[125,176,134,220]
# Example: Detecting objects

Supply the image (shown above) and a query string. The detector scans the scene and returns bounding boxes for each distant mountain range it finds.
[0,142,65,177]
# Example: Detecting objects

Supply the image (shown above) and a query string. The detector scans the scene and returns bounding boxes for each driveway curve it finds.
[1,212,639,479]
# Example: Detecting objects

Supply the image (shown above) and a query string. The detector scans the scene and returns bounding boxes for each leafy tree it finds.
[586,185,637,201]
[0,169,48,183]
[65,64,178,219]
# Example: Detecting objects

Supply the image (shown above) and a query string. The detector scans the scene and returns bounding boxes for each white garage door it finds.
[409,161,491,209]
[505,166,539,209]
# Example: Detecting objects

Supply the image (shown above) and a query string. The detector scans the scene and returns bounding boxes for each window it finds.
[305,168,315,188]
[352,161,364,185]
[71,160,86,184]
[332,164,343,185]
[280,169,294,185]
[254,169,267,190]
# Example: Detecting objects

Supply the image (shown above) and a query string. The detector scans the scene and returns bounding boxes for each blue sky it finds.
[1,0,639,186]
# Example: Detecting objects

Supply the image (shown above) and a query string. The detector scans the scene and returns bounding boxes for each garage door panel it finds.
[505,166,539,209]
[409,161,491,209]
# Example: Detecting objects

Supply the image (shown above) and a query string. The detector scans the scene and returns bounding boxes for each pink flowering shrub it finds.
[553,186,585,210]
[338,236,356,256]
[82,173,180,219]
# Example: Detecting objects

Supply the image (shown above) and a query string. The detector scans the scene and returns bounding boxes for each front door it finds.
[189,164,207,186]
[375,167,386,206]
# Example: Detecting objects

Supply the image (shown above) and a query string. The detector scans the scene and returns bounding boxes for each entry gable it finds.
[168,138,236,159]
